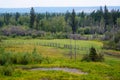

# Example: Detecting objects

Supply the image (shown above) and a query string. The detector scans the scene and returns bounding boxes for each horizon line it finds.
[0,5,120,8]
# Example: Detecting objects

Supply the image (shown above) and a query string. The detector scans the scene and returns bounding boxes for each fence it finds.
[2,40,101,52]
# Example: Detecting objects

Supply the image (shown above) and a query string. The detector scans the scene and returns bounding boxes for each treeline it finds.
[0,6,120,34]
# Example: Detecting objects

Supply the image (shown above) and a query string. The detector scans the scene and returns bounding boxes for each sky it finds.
[0,0,120,8]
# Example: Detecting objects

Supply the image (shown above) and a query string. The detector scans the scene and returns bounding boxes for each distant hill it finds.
[0,6,120,13]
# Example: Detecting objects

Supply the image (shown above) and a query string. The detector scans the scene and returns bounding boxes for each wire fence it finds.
[2,40,101,52]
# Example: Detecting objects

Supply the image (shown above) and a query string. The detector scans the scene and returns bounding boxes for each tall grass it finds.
[0,47,43,65]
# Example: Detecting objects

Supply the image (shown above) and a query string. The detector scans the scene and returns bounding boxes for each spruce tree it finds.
[65,10,70,22]
[104,5,109,32]
[15,12,20,25]
[89,47,98,61]
[30,7,35,28]
[69,9,77,34]
[81,47,104,62]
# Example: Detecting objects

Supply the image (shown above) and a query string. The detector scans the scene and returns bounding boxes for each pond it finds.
[29,67,88,74]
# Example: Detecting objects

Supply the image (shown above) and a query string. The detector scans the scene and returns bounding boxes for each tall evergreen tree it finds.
[4,13,10,25]
[69,9,78,34]
[97,7,103,23]
[111,9,118,26]
[104,5,109,32]
[65,10,70,22]
[30,7,35,28]
[15,12,20,25]
[78,11,85,27]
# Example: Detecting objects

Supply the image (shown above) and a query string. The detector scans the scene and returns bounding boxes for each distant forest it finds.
[0,6,120,34]
[0,6,120,50]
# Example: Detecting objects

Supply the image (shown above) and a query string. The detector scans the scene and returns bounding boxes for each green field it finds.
[3,39,103,54]
[0,39,120,80]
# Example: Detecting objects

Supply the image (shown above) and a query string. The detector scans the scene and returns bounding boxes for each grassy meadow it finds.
[0,39,120,80]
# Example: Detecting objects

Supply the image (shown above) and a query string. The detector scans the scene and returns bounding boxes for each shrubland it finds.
[0,39,120,80]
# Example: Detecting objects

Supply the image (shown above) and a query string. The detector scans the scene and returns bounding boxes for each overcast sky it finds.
[0,0,120,8]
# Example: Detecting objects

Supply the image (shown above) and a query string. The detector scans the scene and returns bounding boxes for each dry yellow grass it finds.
[5,44,66,58]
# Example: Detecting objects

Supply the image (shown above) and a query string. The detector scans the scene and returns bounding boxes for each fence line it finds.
[3,41,101,51]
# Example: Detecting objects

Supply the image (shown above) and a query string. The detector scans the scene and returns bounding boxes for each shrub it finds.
[0,47,6,65]
[0,65,14,76]
[81,47,104,62]
[0,52,8,65]
[44,57,50,64]
[1,26,26,36]
[0,47,44,65]
[0,52,27,65]
[54,32,68,39]
[103,31,120,51]
[103,41,116,50]
[89,47,98,61]
[77,28,84,34]
[9,53,17,64]
[16,53,32,65]
[31,48,43,63]
[1,26,45,38]
[0,49,16,65]
[3,66,14,76]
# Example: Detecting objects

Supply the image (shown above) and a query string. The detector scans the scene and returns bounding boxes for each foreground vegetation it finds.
[0,39,120,80]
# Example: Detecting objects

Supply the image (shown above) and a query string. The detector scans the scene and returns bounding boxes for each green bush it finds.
[3,66,14,76]
[82,47,104,62]
[15,52,33,65]
[31,48,43,63]
[0,50,16,65]
[0,66,14,76]
[20,53,31,65]
[0,52,8,65]
[9,53,17,64]
[54,32,68,39]
[103,31,120,51]
[0,47,44,65]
